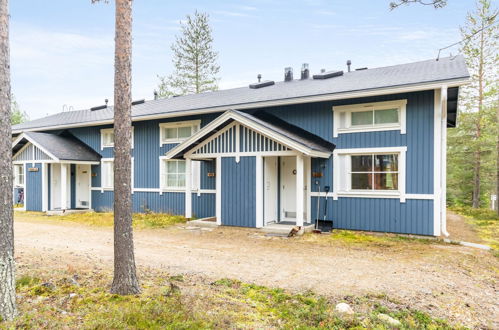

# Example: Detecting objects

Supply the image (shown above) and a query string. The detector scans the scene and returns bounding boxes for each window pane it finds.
[178,126,192,138]
[351,110,373,126]
[351,155,372,172]
[177,174,186,187]
[351,173,372,190]
[374,173,398,190]
[374,154,398,172]
[165,127,177,140]
[108,132,114,144]
[375,108,398,124]
[167,174,177,187]
[177,160,186,173]
[167,161,177,173]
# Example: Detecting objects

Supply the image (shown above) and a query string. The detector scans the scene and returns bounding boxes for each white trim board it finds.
[13,78,469,134]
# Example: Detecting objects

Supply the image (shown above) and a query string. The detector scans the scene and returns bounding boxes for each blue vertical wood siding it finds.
[310,197,433,236]
[34,90,436,235]
[192,193,216,218]
[26,163,42,211]
[221,156,256,227]
[265,90,434,195]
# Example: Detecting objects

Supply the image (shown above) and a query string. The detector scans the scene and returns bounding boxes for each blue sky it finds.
[10,0,473,119]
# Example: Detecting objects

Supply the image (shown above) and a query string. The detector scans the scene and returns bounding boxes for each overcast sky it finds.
[10,0,473,120]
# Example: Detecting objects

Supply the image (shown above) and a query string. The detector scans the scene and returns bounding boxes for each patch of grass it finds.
[4,269,464,329]
[302,229,435,248]
[450,206,499,250]
[15,211,187,229]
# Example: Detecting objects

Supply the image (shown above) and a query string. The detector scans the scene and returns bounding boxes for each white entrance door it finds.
[51,164,61,210]
[75,164,91,209]
[263,157,278,224]
[280,156,297,221]
[50,164,71,210]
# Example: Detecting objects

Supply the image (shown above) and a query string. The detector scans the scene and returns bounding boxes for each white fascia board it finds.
[333,146,407,155]
[12,78,470,134]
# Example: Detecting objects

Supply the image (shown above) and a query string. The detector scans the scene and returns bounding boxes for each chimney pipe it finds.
[284,67,293,82]
[301,63,310,80]
[105,98,109,106]
[154,90,158,100]
[321,68,326,73]
[257,74,262,83]
[347,60,351,72]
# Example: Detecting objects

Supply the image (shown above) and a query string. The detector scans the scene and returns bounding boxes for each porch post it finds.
[255,155,263,228]
[185,158,192,219]
[60,163,68,210]
[216,157,222,225]
[296,154,304,227]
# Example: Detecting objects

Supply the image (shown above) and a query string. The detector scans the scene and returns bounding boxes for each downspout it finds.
[440,86,449,236]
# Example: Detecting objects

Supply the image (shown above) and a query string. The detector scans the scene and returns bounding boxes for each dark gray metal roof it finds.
[13,56,469,132]
[19,132,101,162]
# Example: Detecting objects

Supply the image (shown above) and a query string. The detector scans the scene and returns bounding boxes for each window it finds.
[101,128,134,150]
[351,154,398,190]
[161,160,186,189]
[13,164,24,186]
[333,147,407,201]
[101,159,114,189]
[159,158,201,191]
[159,120,200,145]
[333,100,406,137]
[101,129,114,149]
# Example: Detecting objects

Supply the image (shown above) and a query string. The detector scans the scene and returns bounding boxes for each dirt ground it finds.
[446,211,485,244]
[14,213,499,329]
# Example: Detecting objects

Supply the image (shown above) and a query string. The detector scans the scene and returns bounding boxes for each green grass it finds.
[2,271,463,330]
[302,229,435,248]
[15,211,187,229]
[450,206,499,250]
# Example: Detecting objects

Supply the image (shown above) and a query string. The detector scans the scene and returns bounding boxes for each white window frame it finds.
[100,127,134,150]
[101,158,114,190]
[159,120,201,146]
[13,164,25,187]
[100,157,134,192]
[159,156,201,193]
[333,99,407,137]
[333,147,407,202]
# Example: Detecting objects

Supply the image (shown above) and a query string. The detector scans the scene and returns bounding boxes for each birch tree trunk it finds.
[110,0,140,295]
[0,0,17,321]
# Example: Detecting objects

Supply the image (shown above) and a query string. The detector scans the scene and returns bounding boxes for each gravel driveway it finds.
[14,215,498,328]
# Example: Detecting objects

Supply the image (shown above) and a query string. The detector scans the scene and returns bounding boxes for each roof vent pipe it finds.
[284,67,293,82]
[347,60,351,72]
[301,63,309,80]
[154,90,158,100]
[257,74,262,82]
[321,68,326,73]
[105,98,109,105]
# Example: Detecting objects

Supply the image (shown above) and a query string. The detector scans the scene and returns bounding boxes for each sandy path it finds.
[14,217,499,328]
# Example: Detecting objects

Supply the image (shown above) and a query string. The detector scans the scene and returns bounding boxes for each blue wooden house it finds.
[12,56,469,236]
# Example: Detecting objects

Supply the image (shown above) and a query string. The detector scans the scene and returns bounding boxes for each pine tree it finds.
[110,0,140,295]
[457,0,498,208]
[157,11,220,98]
[11,96,28,125]
[0,0,17,321]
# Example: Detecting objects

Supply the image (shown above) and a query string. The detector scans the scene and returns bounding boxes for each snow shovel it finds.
[317,185,333,233]
[313,181,322,234]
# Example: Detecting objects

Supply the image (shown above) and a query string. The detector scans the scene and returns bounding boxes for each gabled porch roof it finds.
[12,131,101,163]
[165,110,336,159]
